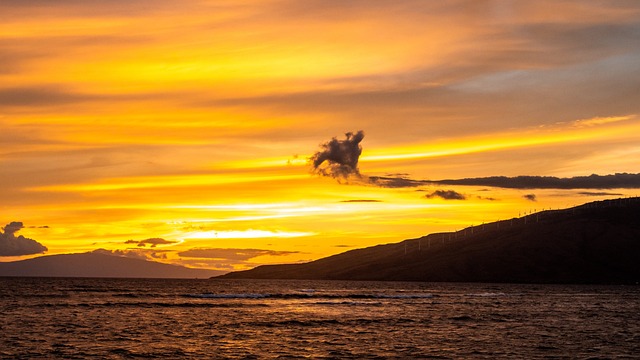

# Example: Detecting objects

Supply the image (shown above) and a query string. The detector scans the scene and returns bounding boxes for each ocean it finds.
[1,278,638,359]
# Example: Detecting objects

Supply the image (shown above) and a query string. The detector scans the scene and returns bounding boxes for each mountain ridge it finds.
[217,197,640,284]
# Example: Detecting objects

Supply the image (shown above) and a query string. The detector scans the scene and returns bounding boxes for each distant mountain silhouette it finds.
[0,252,223,278]
[217,198,640,284]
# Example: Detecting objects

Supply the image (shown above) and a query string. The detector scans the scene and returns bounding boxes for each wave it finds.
[34,301,269,309]
[375,294,436,299]
[312,301,384,306]
[184,293,271,299]
[465,292,507,297]
[249,317,421,328]
[183,292,436,300]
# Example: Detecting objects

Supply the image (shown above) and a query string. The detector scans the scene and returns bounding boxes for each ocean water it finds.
[1,278,638,359]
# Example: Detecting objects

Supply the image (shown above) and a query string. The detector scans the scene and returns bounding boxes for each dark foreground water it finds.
[1,278,638,359]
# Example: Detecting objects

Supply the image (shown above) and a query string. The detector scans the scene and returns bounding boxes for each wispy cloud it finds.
[182,229,315,240]
[124,237,177,248]
[177,248,298,261]
[92,248,170,261]
[578,191,624,197]
[0,86,95,107]
[368,175,427,188]
[425,190,466,200]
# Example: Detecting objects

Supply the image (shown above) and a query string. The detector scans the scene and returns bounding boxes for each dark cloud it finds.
[177,248,299,261]
[578,191,624,196]
[425,190,466,200]
[435,173,640,189]
[523,194,537,202]
[310,131,365,179]
[367,175,427,188]
[125,238,177,248]
[0,221,48,256]
[339,199,382,203]
[4,222,24,235]
[369,173,640,190]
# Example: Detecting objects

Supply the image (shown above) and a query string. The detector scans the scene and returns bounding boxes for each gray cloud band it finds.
[369,173,640,190]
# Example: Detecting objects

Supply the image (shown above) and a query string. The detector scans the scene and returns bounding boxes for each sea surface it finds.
[1,278,638,359]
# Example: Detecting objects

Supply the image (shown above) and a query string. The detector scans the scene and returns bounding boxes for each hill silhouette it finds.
[0,252,223,278]
[217,198,640,284]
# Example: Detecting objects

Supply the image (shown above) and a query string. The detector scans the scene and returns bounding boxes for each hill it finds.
[217,198,640,284]
[0,252,223,278]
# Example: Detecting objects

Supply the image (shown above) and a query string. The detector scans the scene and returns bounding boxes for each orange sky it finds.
[2,0,640,271]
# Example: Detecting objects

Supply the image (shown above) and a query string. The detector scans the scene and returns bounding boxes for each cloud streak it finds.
[578,191,624,196]
[369,173,640,190]
[434,173,640,189]
[177,248,299,261]
[124,238,177,248]
[368,175,427,188]
[0,222,48,256]
[92,248,169,260]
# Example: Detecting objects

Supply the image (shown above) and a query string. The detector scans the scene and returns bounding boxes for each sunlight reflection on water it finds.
[1,278,638,358]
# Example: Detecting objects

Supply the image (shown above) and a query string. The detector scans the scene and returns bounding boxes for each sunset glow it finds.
[2,0,640,271]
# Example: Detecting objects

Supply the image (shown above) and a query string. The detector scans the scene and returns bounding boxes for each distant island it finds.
[0,252,223,278]
[217,198,640,284]
[3,198,639,282]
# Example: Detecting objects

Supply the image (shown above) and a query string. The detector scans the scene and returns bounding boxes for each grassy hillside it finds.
[217,198,640,284]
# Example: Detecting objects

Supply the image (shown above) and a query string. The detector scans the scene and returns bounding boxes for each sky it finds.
[2,0,640,272]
